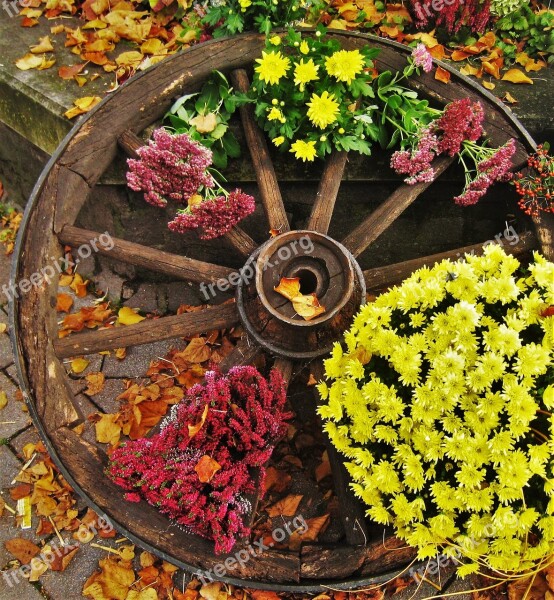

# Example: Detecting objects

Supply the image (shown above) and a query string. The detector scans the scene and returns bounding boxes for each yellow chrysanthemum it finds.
[254,50,290,85]
[267,106,284,121]
[299,40,310,55]
[306,90,340,129]
[272,136,285,147]
[290,139,317,162]
[325,49,365,84]
[293,58,319,91]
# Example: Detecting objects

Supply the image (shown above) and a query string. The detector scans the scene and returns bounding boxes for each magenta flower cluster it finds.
[169,189,256,240]
[126,129,214,207]
[411,43,433,73]
[454,139,516,206]
[409,0,491,34]
[390,99,514,204]
[107,366,291,554]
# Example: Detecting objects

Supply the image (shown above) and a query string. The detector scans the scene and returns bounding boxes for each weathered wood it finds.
[312,360,369,546]
[300,536,416,579]
[223,225,258,258]
[363,230,537,290]
[307,150,348,234]
[54,303,239,358]
[532,211,554,261]
[231,69,290,233]
[52,165,92,233]
[118,130,144,159]
[58,225,235,285]
[218,335,262,373]
[273,357,294,384]
[342,156,454,258]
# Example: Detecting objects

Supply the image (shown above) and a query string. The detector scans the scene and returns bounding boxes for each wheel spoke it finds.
[219,336,263,373]
[364,230,537,291]
[117,130,258,260]
[312,360,369,546]
[58,225,235,285]
[342,156,454,258]
[273,357,294,385]
[230,70,290,233]
[307,150,348,234]
[54,302,239,358]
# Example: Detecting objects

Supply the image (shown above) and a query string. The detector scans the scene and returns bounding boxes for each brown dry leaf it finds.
[126,399,169,439]
[190,113,218,134]
[28,557,49,581]
[21,17,39,27]
[49,544,79,571]
[56,293,74,313]
[188,403,209,439]
[451,50,472,61]
[10,483,32,500]
[291,293,325,321]
[64,96,102,119]
[315,451,332,482]
[194,455,221,484]
[58,63,86,80]
[115,347,127,360]
[85,372,105,395]
[502,68,533,84]
[428,44,445,60]
[94,413,121,445]
[288,514,330,550]
[181,337,211,363]
[70,273,89,297]
[250,592,281,600]
[507,574,548,600]
[4,538,41,564]
[264,466,292,494]
[266,494,303,517]
[434,66,451,84]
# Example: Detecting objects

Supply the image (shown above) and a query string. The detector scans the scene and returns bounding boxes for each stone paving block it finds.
[9,427,40,460]
[0,575,46,600]
[102,339,181,378]
[83,379,125,415]
[159,281,203,314]
[6,365,19,385]
[0,371,32,440]
[123,283,158,312]
[0,329,13,370]
[63,353,103,378]
[92,270,126,302]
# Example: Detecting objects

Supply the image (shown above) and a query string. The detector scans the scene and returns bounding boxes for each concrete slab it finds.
[102,338,182,378]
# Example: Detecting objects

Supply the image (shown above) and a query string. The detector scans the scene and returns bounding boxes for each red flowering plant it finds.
[408,0,491,33]
[512,144,554,217]
[386,48,515,206]
[126,128,255,239]
[107,366,291,554]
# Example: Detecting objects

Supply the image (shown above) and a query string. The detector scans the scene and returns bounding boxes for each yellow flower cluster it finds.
[318,245,554,575]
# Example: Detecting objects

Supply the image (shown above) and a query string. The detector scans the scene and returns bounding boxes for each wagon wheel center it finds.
[236,230,366,359]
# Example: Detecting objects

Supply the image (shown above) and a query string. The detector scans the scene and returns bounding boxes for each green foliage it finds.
[496,5,554,62]
[164,71,247,169]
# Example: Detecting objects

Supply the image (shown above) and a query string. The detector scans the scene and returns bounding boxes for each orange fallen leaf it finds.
[21,17,39,27]
[451,50,472,61]
[266,494,303,517]
[250,592,281,600]
[288,514,330,550]
[188,403,209,439]
[49,544,79,571]
[71,357,90,374]
[85,372,105,395]
[58,63,86,80]
[70,273,89,297]
[291,293,326,321]
[264,466,292,494]
[503,92,518,104]
[56,293,74,312]
[30,35,54,53]
[180,337,211,363]
[460,64,480,77]
[5,538,41,564]
[482,60,502,80]
[273,277,301,301]
[82,555,135,599]
[502,69,533,84]
[94,413,121,445]
[194,455,221,483]
[64,96,102,119]
[434,66,451,83]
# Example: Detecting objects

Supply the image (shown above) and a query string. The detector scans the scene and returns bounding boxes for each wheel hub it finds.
[237,230,366,359]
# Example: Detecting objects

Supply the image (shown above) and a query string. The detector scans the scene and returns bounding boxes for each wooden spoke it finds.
[230,70,290,233]
[307,151,349,234]
[59,225,235,285]
[117,130,257,260]
[343,156,454,258]
[364,230,537,291]
[54,302,239,358]
[312,360,369,546]
[273,357,294,385]
[219,335,263,373]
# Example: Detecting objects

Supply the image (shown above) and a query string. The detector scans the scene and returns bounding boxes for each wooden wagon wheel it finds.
[10,30,552,592]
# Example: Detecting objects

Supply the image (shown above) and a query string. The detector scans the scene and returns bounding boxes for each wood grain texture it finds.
[231,69,290,233]
[223,225,258,258]
[58,225,235,284]
[218,335,262,373]
[343,156,454,258]
[363,230,537,290]
[54,303,239,358]
[118,130,144,159]
[307,151,348,234]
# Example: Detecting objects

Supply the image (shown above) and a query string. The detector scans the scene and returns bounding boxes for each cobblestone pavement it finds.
[0,204,478,600]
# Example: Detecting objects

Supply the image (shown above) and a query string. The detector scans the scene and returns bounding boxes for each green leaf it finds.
[211,146,228,170]
[221,133,241,158]
[211,123,228,140]
[386,94,402,109]
[377,71,393,87]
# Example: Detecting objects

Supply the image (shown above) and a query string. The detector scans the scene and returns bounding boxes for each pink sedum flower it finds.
[411,43,433,73]
[436,99,485,156]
